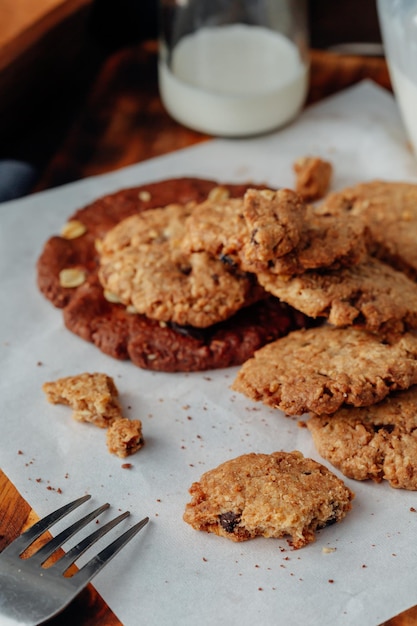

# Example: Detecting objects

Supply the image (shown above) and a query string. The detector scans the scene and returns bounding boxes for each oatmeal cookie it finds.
[184,188,306,267]
[183,451,354,549]
[99,203,262,328]
[307,386,417,490]
[182,195,249,263]
[184,188,367,275]
[256,256,417,335]
[37,178,309,372]
[319,180,417,279]
[232,326,417,416]
[42,372,122,427]
[247,207,367,275]
[293,156,333,201]
[106,418,144,457]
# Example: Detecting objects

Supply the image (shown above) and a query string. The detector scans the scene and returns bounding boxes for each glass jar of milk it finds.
[377,0,417,156]
[158,0,309,137]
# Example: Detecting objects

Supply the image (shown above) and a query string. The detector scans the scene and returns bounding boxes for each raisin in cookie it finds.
[232,326,417,416]
[307,386,417,490]
[37,178,309,372]
[256,256,417,335]
[183,451,354,549]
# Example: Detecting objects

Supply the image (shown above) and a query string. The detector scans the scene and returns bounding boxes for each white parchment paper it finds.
[1,81,417,626]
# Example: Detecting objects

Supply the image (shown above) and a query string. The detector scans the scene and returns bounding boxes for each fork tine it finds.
[51,510,135,575]
[0,499,149,626]
[28,503,110,566]
[70,516,149,589]
[3,494,91,556]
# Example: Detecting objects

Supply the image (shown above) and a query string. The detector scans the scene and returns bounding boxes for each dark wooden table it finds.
[2,40,416,625]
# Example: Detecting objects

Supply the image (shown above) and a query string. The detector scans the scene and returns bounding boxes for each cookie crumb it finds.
[293,156,332,201]
[106,419,144,458]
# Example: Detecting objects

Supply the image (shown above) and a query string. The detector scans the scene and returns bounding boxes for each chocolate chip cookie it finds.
[183,451,354,548]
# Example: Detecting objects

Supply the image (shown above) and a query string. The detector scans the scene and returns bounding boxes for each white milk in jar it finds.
[388,62,417,155]
[158,24,308,137]
[377,0,417,156]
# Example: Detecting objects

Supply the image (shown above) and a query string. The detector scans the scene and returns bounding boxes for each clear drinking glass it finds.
[377,0,417,156]
[158,0,309,137]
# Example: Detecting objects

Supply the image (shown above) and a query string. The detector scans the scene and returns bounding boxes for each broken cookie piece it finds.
[42,372,122,427]
[106,418,144,458]
[184,186,367,277]
[242,188,306,265]
[183,451,353,549]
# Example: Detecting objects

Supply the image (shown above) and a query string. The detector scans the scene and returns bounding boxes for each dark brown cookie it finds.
[37,177,309,372]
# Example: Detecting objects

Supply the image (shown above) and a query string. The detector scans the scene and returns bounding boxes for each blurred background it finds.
[0,0,383,199]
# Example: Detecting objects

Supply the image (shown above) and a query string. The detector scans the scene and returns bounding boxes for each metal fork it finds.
[0,494,149,625]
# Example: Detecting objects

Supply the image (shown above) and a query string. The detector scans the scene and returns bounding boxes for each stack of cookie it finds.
[36,163,417,490]
[37,178,309,373]
[230,179,417,490]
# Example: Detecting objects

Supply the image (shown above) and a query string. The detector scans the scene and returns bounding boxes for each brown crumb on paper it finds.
[43,372,145,458]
